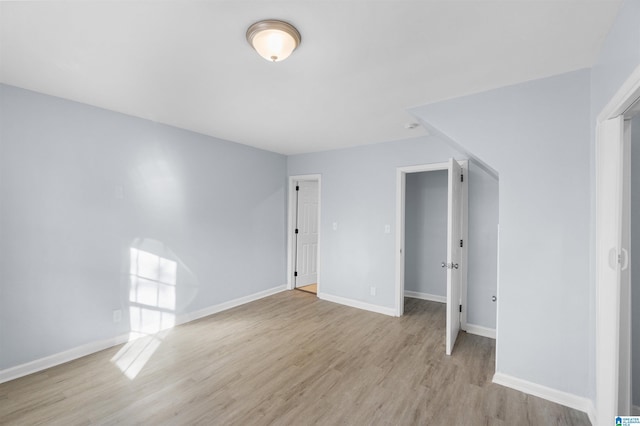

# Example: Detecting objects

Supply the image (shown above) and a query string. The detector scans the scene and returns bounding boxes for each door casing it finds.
[595,63,640,424]
[394,161,469,338]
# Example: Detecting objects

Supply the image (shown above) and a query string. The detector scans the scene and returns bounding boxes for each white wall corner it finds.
[0,284,288,385]
[318,292,396,317]
[492,372,593,423]
[465,323,496,339]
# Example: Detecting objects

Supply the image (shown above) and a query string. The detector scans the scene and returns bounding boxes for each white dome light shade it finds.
[246,20,301,62]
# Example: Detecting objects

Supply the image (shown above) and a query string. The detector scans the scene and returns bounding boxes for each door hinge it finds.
[295,228,299,234]
[459,305,462,313]
[460,174,464,182]
[296,185,299,191]
[294,271,298,277]
[460,239,463,248]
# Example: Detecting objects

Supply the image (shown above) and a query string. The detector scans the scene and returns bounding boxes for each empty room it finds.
[1,1,640,425]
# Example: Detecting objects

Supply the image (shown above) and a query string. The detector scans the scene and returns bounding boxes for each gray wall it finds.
[632,116,640,408]
[411,69,591,397]
[287,137,499,329]
[405,170,448,298]
[0,84,287,370]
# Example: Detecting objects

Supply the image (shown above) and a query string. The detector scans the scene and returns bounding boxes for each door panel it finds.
[446,158,462,355]
[596,116,624,422]
[296,181,319,287]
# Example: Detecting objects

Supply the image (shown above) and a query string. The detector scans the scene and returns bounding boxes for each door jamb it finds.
[394,160,468,329]
[595,63,640,424]
[287,174,322,293]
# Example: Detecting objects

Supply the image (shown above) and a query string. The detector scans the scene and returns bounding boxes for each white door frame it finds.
[595,63,640,425]
[287,174,322,293]
[394,160,468,332]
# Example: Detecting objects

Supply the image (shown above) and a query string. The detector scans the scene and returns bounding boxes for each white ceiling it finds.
[0,1,622,155]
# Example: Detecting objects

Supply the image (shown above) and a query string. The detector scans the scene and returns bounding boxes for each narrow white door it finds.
[446,158,462,355]
[295,181,319,287]
[596,116,624,423]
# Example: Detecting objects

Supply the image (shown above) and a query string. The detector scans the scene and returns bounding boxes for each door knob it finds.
[441,262,446,268]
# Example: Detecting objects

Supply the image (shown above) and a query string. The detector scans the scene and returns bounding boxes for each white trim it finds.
[465,323,496,339]
[597,63,640,122]
[595,62,640,426]
[493,372,593,422]
[0,284,287,384]
[287,174,322,292]
[633,405,640,416]
[395,160,468,318]
[460,160,469,332]
[586,400,597,426]
[318,292,396,317]
[176,284,287,324]
[404,290,446,303]
[0,333,130,384]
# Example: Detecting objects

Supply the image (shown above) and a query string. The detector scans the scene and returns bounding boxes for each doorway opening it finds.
[395,159,468,355]
[288,175,321,295]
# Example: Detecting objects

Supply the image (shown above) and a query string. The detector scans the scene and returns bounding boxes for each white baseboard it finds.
[0,284,287,384]
[465,323,496,339]
[318,292,396,317]
[633,405,640,416]
[585,399,596,425]
[492,372,593,423]
[177,284,287,325]
[0,333,130,384]
[404,290,446,303]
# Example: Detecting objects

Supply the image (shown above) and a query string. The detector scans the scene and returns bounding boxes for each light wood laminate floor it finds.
[296,283,317,295]
[0,291,590,425]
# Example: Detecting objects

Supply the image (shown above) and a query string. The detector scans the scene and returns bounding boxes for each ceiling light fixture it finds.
[246,20,301,62]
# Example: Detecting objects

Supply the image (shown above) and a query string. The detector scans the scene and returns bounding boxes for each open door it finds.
[446,158,462,355]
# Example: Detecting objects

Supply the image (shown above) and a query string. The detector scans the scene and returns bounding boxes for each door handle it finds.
[441,262,446,268]
[441,262,459,270]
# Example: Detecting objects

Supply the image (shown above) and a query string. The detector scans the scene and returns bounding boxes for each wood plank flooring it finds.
[296,283,317,295]
[0,291,590,425]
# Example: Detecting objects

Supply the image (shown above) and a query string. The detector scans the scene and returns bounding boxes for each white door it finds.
[446,158,463,355]
[295,181,319,287]
[596,116,625,423]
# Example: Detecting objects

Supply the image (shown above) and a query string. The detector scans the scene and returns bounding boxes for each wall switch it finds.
[113,309,122,323]
[333,222,338,231]
[370,287,376,296]
[384,224,391,234]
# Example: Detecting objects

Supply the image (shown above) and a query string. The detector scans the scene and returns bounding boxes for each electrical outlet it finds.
[333,222,338,231]
[384,224,391,234]
[113,309,122,323]
[370,287,376,296]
